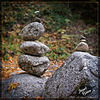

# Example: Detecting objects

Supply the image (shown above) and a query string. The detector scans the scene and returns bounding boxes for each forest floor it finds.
[1,2,98,80]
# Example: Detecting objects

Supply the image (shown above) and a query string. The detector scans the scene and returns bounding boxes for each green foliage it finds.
[57,29,66,34]
[84,27,95,35]
[2,34,21,61]
[65,18,71,24]
[40,33,79,61]
[4,53,8,61]
[61,34,70,39]
[2,2,97,62]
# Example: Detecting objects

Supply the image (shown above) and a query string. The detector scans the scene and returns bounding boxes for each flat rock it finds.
[20,41,50,56]
[75,42,89,52]
[42,52,98,98]
[2,73,46,97]
[18,55,50,77]
[21,22,45,41]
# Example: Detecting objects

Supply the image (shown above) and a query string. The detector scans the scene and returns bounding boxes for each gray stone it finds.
[34,17,41,23]
[20,41,50,56]
[42,52,98,98]
[21,22,45,41]
[75,42,89,52]
[18,54,50,76]
[2,73,46,97]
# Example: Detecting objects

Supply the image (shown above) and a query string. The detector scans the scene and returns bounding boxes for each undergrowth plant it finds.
[2,2,97,62]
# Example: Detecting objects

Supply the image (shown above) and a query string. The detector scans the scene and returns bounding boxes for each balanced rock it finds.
[2,73,46,97]
[21,22,45,41]
[42,52,98,97]
[75,42,89,52]
[75,36,89,52]
[34,17,41,23]
[18,55,50,76]
[20,41,50,56]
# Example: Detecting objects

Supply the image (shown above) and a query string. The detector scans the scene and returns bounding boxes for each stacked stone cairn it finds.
[18,21,50,77]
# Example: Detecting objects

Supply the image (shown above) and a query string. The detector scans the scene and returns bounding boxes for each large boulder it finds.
[18,55,50,77]
[20,41,50,56]
[21,22,45,41]
[42,52,98,98]
[2,73,46,97]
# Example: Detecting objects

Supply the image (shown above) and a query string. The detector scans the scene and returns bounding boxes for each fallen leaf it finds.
[9,57,13,63]
[8,82,19,91]
[16,29,20,33]
[36,96,41,100]
[10,17,14,21]
[15,72,19,74]
[6,70,12,74]
[16,24,20,28]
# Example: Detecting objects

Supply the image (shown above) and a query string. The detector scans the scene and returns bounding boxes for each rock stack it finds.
[18,22,50,77]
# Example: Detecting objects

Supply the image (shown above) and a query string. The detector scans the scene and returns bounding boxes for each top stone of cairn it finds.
[21,22,45,41]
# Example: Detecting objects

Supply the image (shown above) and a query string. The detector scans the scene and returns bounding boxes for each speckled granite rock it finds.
[2,73,47,97]
[21,22,45,41]
[20,41,50,56]
[18,55,50,77]
[42,52,98,98]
